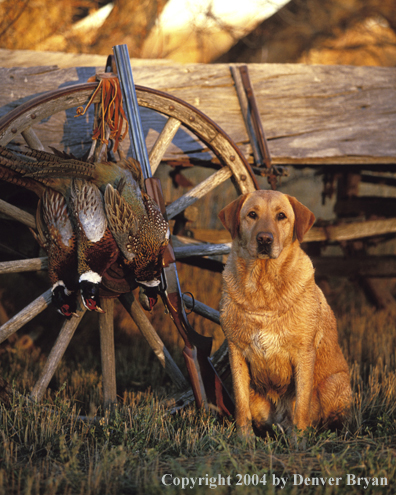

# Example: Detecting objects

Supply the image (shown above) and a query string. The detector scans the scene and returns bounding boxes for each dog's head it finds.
[219,190,315,259]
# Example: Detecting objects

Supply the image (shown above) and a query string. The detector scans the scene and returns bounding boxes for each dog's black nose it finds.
[256,232,273,246]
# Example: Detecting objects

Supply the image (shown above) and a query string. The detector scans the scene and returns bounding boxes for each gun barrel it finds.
[112,44,152,179]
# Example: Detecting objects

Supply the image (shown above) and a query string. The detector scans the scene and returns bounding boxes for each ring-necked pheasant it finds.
[70,178,119,313]
[0,145,170,312]
[0,147,80,316]
[34,188,79,317]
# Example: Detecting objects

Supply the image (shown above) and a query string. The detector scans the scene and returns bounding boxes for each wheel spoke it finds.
[30,306,86,402]
[21,127,45,151]
[174,242,231,259]
[99,298,117,409]
[0,257,48,274]
[149,116,182,175]
[182,294,220,325]
[0,288,52,344]
[0,199,36,229]
[166,166,233,220]
[119,292,189,391]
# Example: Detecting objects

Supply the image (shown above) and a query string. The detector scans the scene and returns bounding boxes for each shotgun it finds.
[112,44,233,415]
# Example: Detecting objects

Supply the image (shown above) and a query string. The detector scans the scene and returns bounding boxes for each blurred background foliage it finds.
[1,0,396,65]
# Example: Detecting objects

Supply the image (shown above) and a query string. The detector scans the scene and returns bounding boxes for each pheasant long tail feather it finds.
[1,145,89,167]
[23,161,95,180]
[0,145,95,189]
[0,163,45,196]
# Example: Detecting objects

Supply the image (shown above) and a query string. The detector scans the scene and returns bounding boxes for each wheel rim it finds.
[0,83,258,193]
[0,82,258,406]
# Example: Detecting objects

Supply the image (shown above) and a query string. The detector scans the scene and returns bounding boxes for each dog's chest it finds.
[242,324,293,396]
[242,323,285,361]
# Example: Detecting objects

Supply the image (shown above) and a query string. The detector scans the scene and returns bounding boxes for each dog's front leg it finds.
[293,349,316,431]
[228,341,254,440]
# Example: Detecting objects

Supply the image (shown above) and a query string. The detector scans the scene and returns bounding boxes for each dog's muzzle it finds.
[256,231,274,256]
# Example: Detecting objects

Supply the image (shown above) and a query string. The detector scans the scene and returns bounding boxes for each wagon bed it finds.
[1,60,396,166]
[0,54,395,410]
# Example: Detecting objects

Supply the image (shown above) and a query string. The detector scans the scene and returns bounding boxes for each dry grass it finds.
[1,272,396,494]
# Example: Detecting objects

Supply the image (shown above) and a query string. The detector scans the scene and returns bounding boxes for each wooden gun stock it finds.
[144,177,234,416]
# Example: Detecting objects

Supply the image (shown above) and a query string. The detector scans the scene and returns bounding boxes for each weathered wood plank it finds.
[186,217,396,244]
[1,62,395,165]
[99,298,117,410]
[305,217,396,242]
[174,242,231,259]
[21,127,45,151]
[182,294,220,325]
[0,257,48,274]
[312,255,396,278]
[0,199,36,229]
[0,288,52,344]
[30,306,86,402]
[149,116,181,174]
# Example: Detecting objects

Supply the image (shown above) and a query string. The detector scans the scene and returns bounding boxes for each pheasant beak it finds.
[148,297,157,310]
[138,285,159,311]
[83,296,105,313]
[52,284,78,318]
[79,279,105,313]
[59,304,80,319]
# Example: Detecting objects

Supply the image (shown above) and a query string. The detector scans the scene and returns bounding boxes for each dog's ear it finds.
[285,195,315,243]
[218,194,249,239]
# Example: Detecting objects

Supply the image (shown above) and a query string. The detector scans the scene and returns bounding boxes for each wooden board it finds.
[1,61,396,166]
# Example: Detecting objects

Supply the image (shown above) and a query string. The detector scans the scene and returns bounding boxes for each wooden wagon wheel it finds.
[0,82,258,409]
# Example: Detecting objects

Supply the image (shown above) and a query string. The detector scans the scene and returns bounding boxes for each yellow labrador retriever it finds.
[219,190,352,438]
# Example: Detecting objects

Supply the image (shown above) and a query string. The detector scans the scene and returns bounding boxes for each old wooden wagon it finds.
[0,50,395,411]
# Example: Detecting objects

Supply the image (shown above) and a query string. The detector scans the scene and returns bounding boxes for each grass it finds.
[1,269,396,494]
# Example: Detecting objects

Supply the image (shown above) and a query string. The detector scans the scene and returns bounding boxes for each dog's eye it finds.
[248,211,257,219]
[277,212,287,220]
